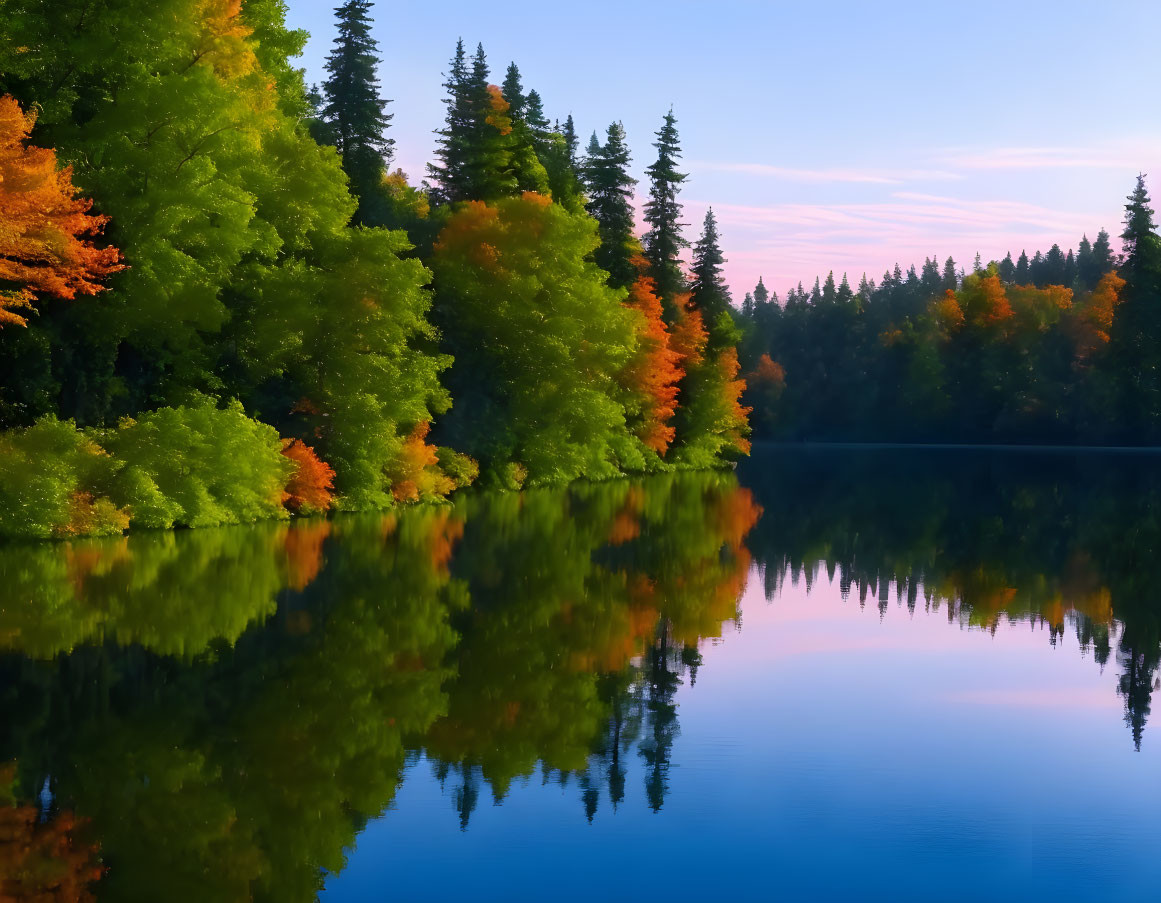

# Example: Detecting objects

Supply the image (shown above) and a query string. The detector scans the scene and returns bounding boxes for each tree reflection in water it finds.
[0,451,1157,901]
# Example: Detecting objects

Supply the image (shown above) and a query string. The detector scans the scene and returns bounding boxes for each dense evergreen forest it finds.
[736,178,1161,444]
[0,0,749,539]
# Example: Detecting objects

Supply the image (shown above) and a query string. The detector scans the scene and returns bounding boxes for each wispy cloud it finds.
[934,142,1155,171]
[689,160,962,184]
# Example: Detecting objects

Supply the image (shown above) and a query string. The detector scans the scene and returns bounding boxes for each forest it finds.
[736,178,1161,444]
[0,0,749,539]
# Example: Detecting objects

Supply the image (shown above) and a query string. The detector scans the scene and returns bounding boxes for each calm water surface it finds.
[0,448,1158,901]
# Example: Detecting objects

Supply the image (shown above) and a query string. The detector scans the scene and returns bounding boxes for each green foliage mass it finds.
[432,194,654,485]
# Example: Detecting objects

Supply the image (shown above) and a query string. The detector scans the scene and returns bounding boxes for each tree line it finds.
[0,0,750,539]
[737,177,1161,444]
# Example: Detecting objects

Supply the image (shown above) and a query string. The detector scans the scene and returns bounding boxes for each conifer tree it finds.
[320,0,394,218]
[1109,175,1161,438]
[753,276,770,307]
[1015,251,1030,284]
[585,121,638,289]
[429,42,528,202]
[942,256,958,291]
[428,39,473,203]
[837,273,854,305]
[643,110,689,319]
[998,252,1016,283]
[501,62,526,120]
[562,114,579,167]
[688,208,733,346]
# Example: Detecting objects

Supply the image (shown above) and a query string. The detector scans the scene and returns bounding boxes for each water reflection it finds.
[740,447,1161,750]
[0,453,1157,901]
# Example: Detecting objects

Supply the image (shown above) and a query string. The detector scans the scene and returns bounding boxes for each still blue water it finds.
[0,448,1158,901]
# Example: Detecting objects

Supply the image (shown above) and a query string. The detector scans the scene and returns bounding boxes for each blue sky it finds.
[284,0,1161,297]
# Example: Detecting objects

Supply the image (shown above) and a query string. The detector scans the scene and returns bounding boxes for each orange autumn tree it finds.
[744,353,785,436]
[0,95,123,327]
[619,258,683,455]
[280,439,336,515]
[0,764,103,902]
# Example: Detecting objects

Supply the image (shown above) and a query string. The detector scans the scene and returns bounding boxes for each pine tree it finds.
[820,271,836,304]
[562,114,579,167]
[428,41,523,203]
[427,39,473,203]
[1044,243,1067,285]
[998,252,1016,283]
[689,208,733,347]
[501,62,526,120]
[643,110,689,319]
[753,276,770,307]
[320,0,394,218]
[1109,175,1161,439]
[921,256,942,293]
[1092,228,1114,274]
[585,121,638,289]
[1015,250,1030,284]
[1077,234,1097,289]
[837,273,854,305]
[939,257,957,291]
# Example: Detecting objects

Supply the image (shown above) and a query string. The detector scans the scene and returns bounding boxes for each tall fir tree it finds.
[643,109,689,320]
[427,39,473,203]
[320,0,394,219]
[1109,175,1161,438]
[688,208,733,346]
[585,121,638,289]
[501,62,526,120]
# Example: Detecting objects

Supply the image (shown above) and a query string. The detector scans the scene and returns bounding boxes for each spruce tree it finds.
[501,62,526,120]
[689,208,733,346]
[837,273,854,305]
[753,276,770,307]
[1092,228,1114,274]
[1109,175,1161,439]
[1015,250,1030,284]
[585,121,638,289]
[562,114,579,167]
[998,252,1016,283]
[643,110,689,319]
[942,257,958,291]
[429,42,523,202]
[1077,234,1097,289]
[320,0,394,219]
[428,39,473,203]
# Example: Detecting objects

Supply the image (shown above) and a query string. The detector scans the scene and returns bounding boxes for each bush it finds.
[100,399,293,529]
[0,417,126,540]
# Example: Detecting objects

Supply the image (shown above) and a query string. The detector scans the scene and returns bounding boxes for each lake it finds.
[0,446,1158,901]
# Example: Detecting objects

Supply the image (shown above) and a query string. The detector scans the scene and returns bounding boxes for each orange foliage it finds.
[931,290,965,335]
[195,0,257,78]
[0,766,104,902]
[388,422,456,503]
[716,346,752,455]
[0,96,124,327]
[280,440,335,514]
[54,492,130,539]
[620,262,683,454]
[282,520,332,591]
[748,353,785,390]
[976,275,1013,326]
[667,300,707,369]
[1081,270,1125,348]
[607,486,645,545]
[484,85,513,136]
